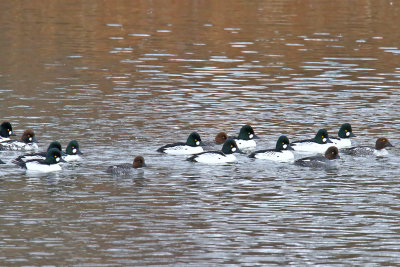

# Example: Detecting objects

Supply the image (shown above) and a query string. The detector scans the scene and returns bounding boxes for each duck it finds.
[107,156,146,175]
[63,140,83,161]
[0,159,5,164]
[16,148,64,172]
[13,141,62,164]
[290,129,333,153]
[215,132,228,145]
[187,139,242,164]
[157,132,204,155]
[0,129,38,151]
[330,123,356,149]
[232,125,259,150]
[0,121,16,142]
[342,137,394,156]
[249,135,294,162]
[295,146,340,167]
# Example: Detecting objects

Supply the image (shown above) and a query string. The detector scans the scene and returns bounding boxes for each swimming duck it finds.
[295,146,340,167]
[63,140,83,161]
[13,141,62,164]
[16,148,64,172]
[0,121,16,142]
[330,123,356,149]
[249,135,294,162]
[157,132,204,155]
[215,132,228,145]
[291,129,332,153]
[342,137,394,156]
[232,125,259,150]
[107,156,146,175]
[0,129,38,151]
[187,139,242,164]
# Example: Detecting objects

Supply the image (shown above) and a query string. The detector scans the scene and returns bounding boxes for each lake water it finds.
[1,0,400,265]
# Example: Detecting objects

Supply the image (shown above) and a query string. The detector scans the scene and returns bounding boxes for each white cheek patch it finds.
[56,157,60,162]
[232,147,236,152]
[29,137,33,141]
[73,148,77,154]
[196,141,200,146]
[346,132,350,136]
[283,144,287,149]
[249,134,253,139]
[322,138,327,143]
[9,131,12,135]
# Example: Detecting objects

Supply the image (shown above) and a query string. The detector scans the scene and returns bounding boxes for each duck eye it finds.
[321,136,324,139]
[72,146,75,149]
[194,139,197,142]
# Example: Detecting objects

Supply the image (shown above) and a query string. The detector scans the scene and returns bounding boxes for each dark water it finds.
[1,0,400,265]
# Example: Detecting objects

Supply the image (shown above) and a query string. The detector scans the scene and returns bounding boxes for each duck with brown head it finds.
[295,146,340,168]
[107,156,146,175]
[0,129,38,151]
[342,137,394,156]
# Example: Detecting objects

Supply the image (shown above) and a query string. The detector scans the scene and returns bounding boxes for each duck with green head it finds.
[232,125,259,150]
[63,140,83,161]
[291,129,333,153]
[187,139,242,164]
[17,148,65,172]
[249,135,294,162]
[157,132,204,155]
[13,141,62,164]
[330,123,356,149]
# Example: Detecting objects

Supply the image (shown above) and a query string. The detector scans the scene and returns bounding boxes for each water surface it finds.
[1,0,400,265]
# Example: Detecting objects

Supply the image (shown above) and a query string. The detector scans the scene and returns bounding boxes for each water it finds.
[1,0,400,265]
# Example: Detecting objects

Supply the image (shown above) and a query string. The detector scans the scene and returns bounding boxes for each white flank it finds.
[24,143,39,151]
[254,150,294,162]
[331,138,352,149]
[374,149,388,156]
[193,153,236,164]
[235,139,256,150]
[25,162,62,172]
[0,141,38,151]
[64,154,82,162]
[164,145,203,155]
[292,142,331,154]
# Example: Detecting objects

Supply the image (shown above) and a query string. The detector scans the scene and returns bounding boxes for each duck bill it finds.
[326,139,333,143]
[386,142,394,147]
[253,134,260,139]
[10,132,16,136]
[76,149,83,155]
[287,145,295,151]
[32,136,38,143]
[60,158,67,163]
[349,132,356,137]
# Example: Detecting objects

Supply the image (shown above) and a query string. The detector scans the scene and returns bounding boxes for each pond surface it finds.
[1,0,400,265]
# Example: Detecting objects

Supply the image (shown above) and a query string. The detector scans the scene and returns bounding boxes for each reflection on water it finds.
[1,0,400,265]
